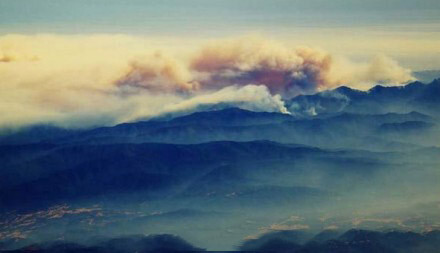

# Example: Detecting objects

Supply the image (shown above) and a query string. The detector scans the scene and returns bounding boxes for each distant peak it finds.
[368,84,387,93]
[212,107,254,113]
[332,85,364,95]
[183,107,256,116]
[405,80,426,88]
[334,85,354,92]
[178,107,288,118]
[430,78,440,84]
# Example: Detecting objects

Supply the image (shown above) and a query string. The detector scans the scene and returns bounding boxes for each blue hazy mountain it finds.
[1,139,439,250]
[0,141,340,209]
[0,78,440,251]
[0,108,295,145]
[240,230,311,251]
[287,79,440,117]
[239,229,440,252]
[7,229,440,252]
[1,79,439,147]
[3,138,438,210]
[66,110,437,151]
[9,234,204,252]
[0,80,438,152]
[0,124,81,145]
[2,109,431,152]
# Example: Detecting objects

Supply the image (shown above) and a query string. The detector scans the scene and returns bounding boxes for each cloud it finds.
[110,84,289,124]
[116,52,199,93]
[0,34,414,128]
[327,54,415,90]
[191,36,332,97]
[191,36,414,96]
[0,38,39,63]
[161,85,289,116]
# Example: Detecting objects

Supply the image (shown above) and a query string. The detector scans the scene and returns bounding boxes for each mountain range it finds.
[0,79,439,251]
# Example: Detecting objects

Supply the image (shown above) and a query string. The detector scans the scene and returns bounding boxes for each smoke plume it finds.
[0,34,414,128]
[190,36,414,96]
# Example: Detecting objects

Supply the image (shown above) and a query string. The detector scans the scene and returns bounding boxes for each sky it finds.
[0,0,439,128]
[1,0,440,32]
[1,0,439,69]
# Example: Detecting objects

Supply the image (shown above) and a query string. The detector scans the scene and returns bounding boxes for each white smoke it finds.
[0,34,414,128]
